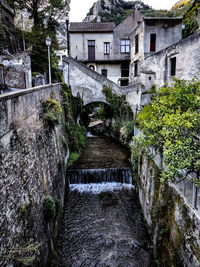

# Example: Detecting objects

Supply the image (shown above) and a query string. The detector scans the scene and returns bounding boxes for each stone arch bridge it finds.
[63,57,137,108]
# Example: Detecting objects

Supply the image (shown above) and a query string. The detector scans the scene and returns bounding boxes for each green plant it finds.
[148,85,157,94]
[102,85,134,143]
[135,78,200,185]
[61,83,87,162]
[67,152,80,167]
[0,242,41,266]
[43,196,56,221]
[182,1,200,37]
[123,120,135,143]
[41,97,62,128]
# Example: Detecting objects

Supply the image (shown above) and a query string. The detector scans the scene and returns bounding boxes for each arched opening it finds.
[87,64,97,71]
[80,101,112,136]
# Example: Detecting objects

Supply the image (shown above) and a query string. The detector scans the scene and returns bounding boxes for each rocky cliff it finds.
[84,0,172,25]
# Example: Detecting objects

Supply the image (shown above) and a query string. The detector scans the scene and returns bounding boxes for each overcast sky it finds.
[69,0,179,22]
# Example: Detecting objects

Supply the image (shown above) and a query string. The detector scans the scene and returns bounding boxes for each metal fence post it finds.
[192,182,198,209]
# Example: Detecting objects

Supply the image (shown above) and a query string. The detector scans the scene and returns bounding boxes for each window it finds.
[150,34,156,52]
[120,39,130,53]
[121,63,129,77]
[170,57,176,76]
[101,69,107,77]
[104,42,110,55]
[135,35,139,54]
[88,40,95,61]
[88,40,95,46]
[89,64,95,70]
[134,61,138,77]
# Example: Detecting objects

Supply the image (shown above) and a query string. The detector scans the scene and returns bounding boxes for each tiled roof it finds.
[69,22,115,33]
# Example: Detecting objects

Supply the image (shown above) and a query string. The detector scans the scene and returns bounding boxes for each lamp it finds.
[46,36,52,84]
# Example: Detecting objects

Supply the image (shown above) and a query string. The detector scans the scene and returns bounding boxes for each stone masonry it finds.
[0,84,68,266]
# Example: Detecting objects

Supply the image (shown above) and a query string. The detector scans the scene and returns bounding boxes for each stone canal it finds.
[55,137,153,267]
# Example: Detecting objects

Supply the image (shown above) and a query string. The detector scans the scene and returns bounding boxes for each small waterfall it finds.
[67,168,133,185]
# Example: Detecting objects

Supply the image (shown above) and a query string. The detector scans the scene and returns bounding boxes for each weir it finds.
[55,137,153,266]
[67,168,133,184]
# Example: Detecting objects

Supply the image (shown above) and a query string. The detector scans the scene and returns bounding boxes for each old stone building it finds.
[126,16,200,112]
[129,17,183,87]
[69,10,142,86]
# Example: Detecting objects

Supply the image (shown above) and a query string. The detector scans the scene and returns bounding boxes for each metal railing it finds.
[134,127,200,212]
[175,173,200,211]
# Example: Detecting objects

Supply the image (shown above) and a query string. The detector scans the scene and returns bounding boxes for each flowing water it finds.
[55,137,153,267]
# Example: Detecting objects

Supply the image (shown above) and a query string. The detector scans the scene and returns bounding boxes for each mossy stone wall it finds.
[138,153,200,267]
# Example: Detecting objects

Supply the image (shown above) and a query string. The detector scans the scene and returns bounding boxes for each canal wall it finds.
[0,84,68,266]
[138,152,200,266]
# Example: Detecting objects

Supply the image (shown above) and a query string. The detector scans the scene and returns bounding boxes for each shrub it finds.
[67,152,80,167]
[102,84,132,121]
[102,85,134,143]
[43,196,56,221]
[41,98,62,128]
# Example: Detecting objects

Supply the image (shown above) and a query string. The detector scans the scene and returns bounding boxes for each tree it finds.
[13,0,70,79]
[13,0,70,26]
[135,79,200,185]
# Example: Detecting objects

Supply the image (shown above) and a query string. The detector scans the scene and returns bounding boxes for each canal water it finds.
[55,137,153,267]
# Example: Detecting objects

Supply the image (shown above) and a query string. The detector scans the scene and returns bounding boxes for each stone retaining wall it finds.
[138,153,200,266]
[0,84,68,266]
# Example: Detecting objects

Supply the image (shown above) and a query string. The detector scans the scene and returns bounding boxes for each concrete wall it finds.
[138,153,200,266]
[0,84,68,266]
[130,22,145,83]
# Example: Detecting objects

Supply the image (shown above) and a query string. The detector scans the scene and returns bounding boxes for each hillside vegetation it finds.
[85,0,200,37]
[171,0,200,37]
[85,0,173,25]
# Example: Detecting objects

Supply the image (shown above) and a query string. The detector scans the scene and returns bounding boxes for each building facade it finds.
[129,17,183,87]
[69,10,142,85]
